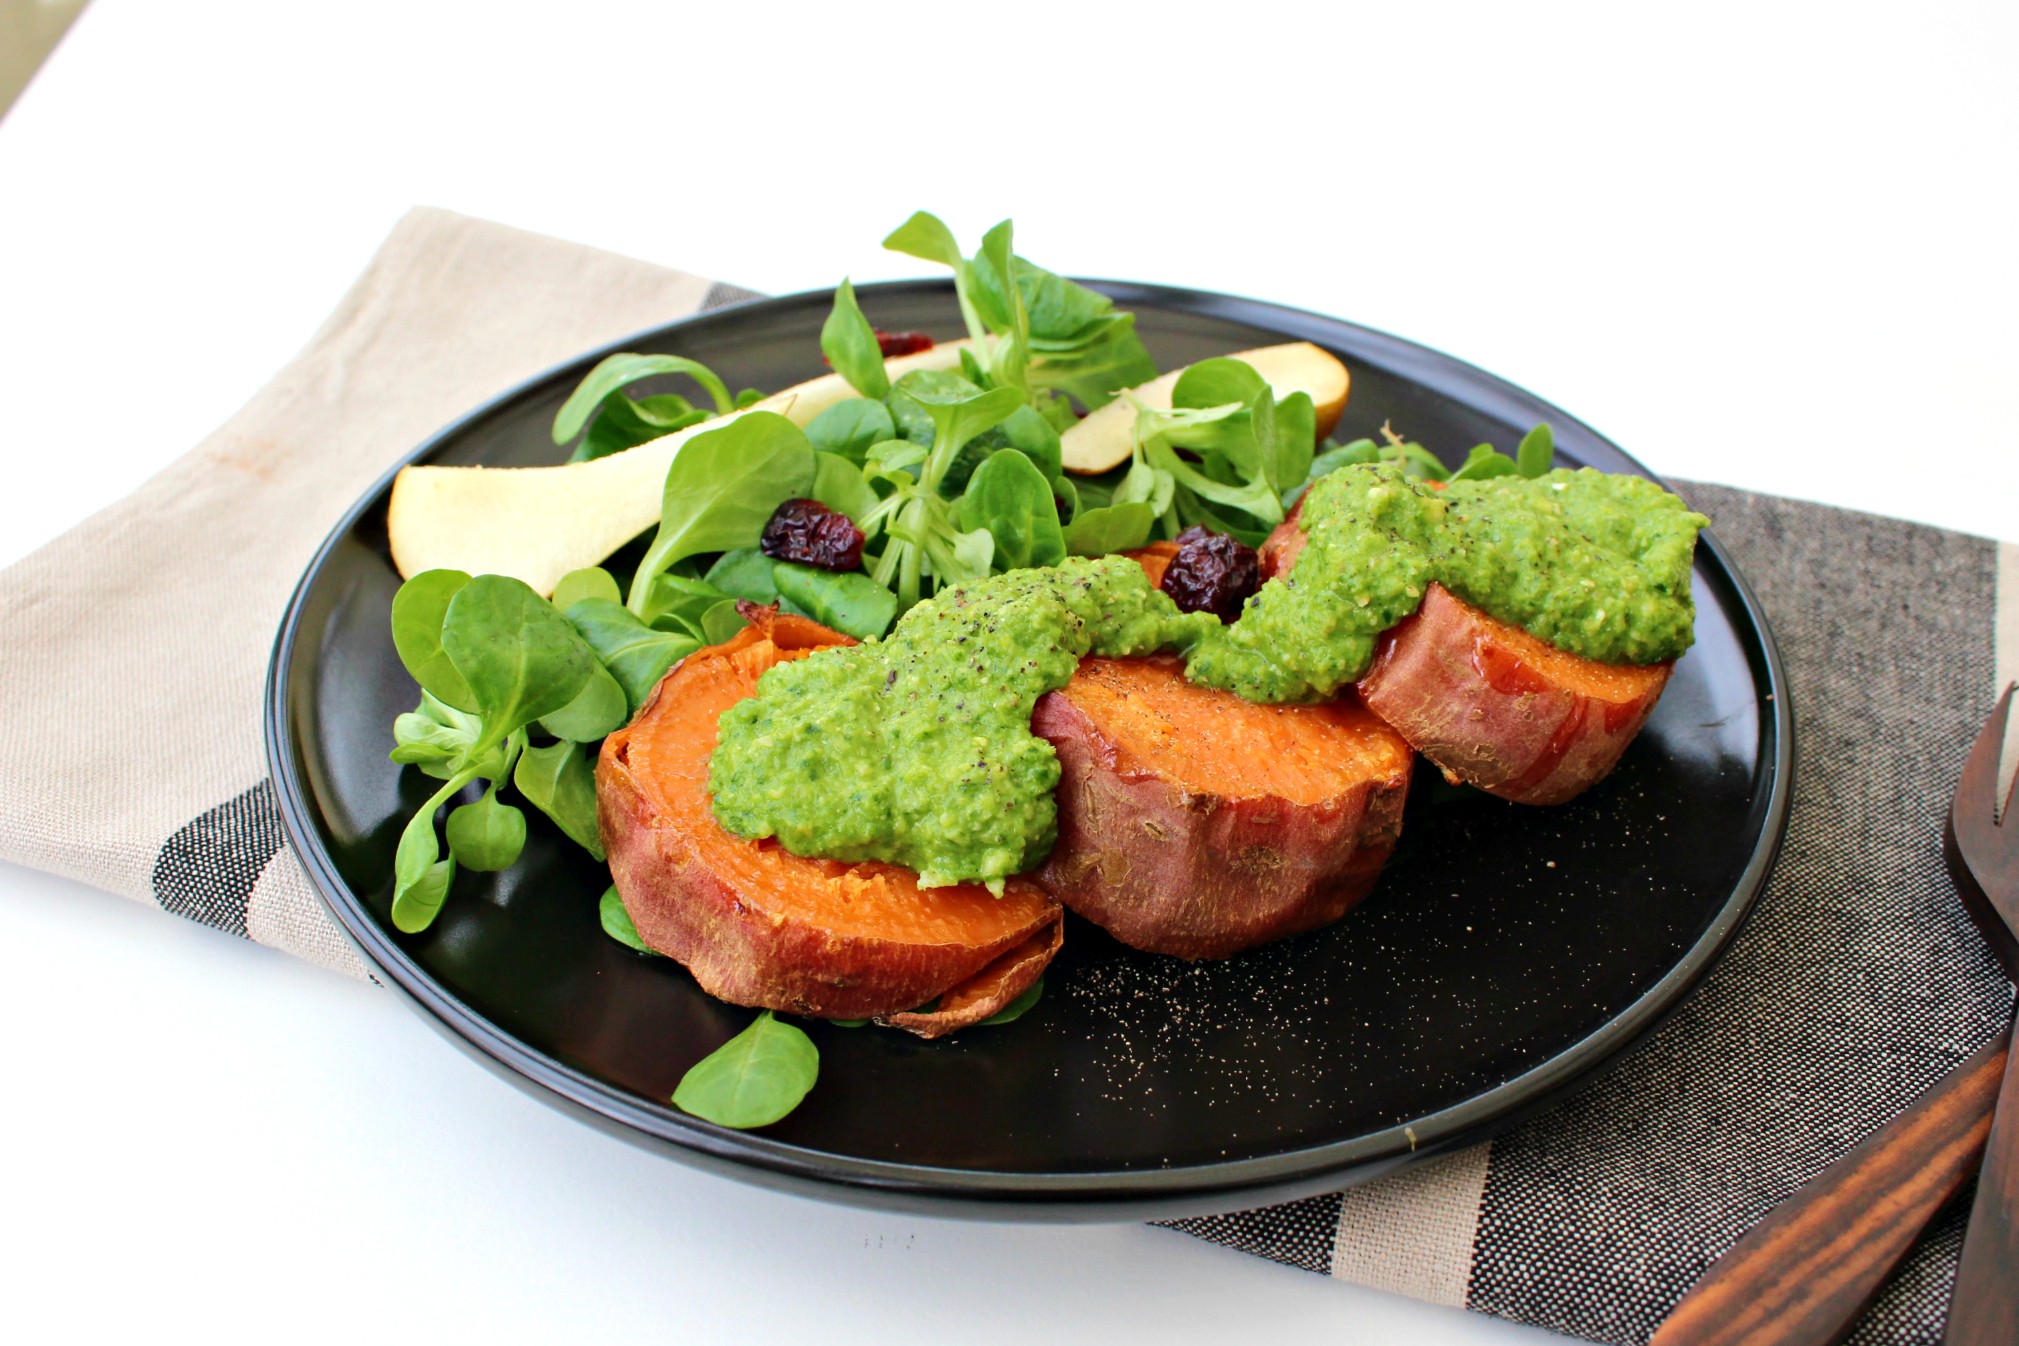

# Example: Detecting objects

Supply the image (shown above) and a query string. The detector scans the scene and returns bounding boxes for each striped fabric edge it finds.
[1997,540,2017,810]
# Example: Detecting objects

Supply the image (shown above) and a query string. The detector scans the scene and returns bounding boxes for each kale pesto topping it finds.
[1187,464,1707,702]
[707,557,1212,890]
[710,465,1707,886]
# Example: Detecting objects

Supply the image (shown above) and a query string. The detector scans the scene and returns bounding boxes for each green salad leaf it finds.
[672,1011,819,1129]
[1517,423,1555,478]
[551,566,620,610]
[988,403,1066,489]
[575,395,712,463]
[1447,423,1557,483]
[702,549,789,607]
[514,740,605,860]
[640,572,734,637]
[552,353,744,463]
[537,662,627,742]
[970,252,1155,411]
[392,804,459,933]
[805,397,895,464]
[1287,420,1560,509]
[1285,438,1376,508]
[1272,393,1318,497]
[554,353,735,431]
[385,572,617,931]
[866,435,929,477]
[389,691,482,778]
[564,598,698,713]
[883,209,966,270]
[445,780,527,872]
[1112,451,1177,520]
[772,562,899,639]
[1448,443,1519,482]
[700,599,747,644]
[626,411,816,614]
[974,220,1030,390]
[957,449,1065,571]
[890,211,1156,412]
[389,569,477,710]
[1124,356,1322,544]
[979,978,1044,1026]
[820,279,890,400]
[440,575,598,755]
[811,451,879,525]
[896,377,1025,492]
[1062,501,1156,556]
[883,210,983,339]
[844,372,1027,609]
[598,884,657,954]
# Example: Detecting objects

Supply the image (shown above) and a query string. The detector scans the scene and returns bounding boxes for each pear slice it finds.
[1060,342,1350,475]
[386,340,971,594]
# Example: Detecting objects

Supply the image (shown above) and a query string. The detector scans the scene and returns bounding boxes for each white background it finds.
[0,2,2011,1342]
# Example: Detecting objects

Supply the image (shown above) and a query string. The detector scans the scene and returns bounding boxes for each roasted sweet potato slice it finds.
[1262,507,1672,805]
[1033,655,1412,960]
[597,608,1062,1037]
[1357,582,1671,806]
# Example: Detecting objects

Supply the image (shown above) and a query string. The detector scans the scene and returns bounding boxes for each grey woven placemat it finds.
[0,210,2011,1344]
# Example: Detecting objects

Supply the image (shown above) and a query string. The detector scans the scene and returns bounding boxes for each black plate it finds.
[266,280,1792,1220]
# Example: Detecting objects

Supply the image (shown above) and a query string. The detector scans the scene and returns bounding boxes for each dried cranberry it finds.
[1160,526,1261,622]
[820,331,935,368]
[873,330,934,358]
[760,499,864,572]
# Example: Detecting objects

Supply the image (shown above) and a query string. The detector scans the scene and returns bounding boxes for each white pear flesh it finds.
[385,340,971,595]
[1059,341,1350,475]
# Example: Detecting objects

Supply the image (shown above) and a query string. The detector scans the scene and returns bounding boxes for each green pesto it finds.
[1187,463,1709,703]
[709,465,1706,886]
[708,557,1213,890]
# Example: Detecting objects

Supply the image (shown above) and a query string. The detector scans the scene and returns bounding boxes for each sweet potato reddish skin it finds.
[1356,583,1672,806]
[1033,656,1412,960]
[1258,516,1303,582]
[597,608,1062,1037]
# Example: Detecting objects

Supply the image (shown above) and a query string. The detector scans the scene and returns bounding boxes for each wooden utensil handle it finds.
[1651,1028,2009,1346]
[1943,1022,2019,1346]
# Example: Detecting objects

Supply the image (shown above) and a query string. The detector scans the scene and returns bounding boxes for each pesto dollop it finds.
[1188,463,1708,702]
[708,557,1212,889]
[709,463,1707,887]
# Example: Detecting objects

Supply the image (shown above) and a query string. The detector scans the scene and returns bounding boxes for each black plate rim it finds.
[265,278,1794,1215]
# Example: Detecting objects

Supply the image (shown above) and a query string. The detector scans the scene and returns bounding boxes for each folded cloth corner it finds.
[0,207,742,973]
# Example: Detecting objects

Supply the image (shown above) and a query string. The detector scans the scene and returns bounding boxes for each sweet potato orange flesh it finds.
[597,608,1063,1035]
[1357,582,1672,806]
[1034,655,1412,960]
[1125,540,1180,589]
[1061,657,1411,803]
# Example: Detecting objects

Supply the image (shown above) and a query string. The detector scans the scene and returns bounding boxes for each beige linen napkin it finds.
[0,207,723,974]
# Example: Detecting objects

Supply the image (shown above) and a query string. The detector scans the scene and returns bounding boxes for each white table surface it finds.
[0,3,2011,1342]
